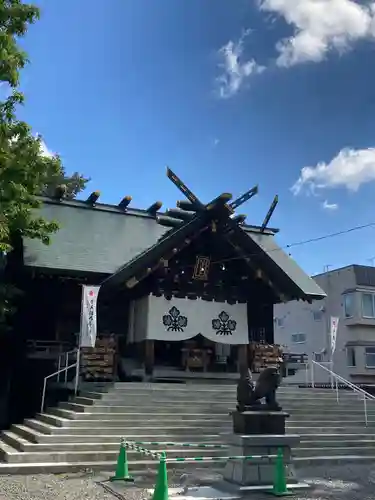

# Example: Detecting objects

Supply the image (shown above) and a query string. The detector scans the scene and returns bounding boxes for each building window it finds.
[314,352,323,362]
[275,318,284,328]
[343,293,355,318]
[312,310,323,321]
[291,333,306,344]
[346,347,356,367]
[362,293,375,318]
[365,347,375,368]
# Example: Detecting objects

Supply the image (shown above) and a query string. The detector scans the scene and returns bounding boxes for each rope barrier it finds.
[130,440,229,448]
[123,439,162,460]
[109,443,291,497]
[164,454,277,463]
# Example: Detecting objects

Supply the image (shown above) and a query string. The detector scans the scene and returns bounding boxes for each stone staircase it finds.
[0,382,375,474]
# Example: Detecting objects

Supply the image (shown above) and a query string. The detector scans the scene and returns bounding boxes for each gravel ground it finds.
[0,464,375,500]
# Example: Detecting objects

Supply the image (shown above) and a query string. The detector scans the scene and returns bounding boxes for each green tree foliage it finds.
[0,0,87,254]
[0,1,88,328]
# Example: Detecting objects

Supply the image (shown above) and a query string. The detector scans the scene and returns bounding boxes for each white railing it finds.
[309,359,375,426]
[56,349,77,383]
[40,349,81,413]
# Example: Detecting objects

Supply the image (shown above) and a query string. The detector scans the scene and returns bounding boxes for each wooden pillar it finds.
[144,339,154,378]
[237,344,248,376]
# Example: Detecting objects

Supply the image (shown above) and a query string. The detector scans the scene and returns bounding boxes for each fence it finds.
[129,440,229,449]
[109,438,293,497]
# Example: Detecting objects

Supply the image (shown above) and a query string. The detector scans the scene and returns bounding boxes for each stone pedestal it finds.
[219,409,304,491]
[223,433,300,487]
[232,410,288,435]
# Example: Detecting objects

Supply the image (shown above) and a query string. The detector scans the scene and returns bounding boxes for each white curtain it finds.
[199,299,248,345]
[146,295,199,341]
[131,295,249,345]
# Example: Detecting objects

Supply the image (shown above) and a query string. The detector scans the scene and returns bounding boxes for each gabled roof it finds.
[100,201,326,303]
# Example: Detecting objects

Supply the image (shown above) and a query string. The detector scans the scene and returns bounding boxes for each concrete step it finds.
[91,394,365,404]
[99,391,361,401]
[286,426,374,434]
[7,433,373,458]
[294,455,375,465]
[299,434,375,442]
[299,439,375,447]
[47,409,375,426]
[1,455,375,476]
[27,421,374,437]
[41,409,375,426]
[24,419,230,436]
[12,423,375,448]
[64,401,375,415]
[81,403,375,420]
[3,432,225,452]
[37,413,232,428]
[7,380,375,473]
[105,383,357,395]
[99,384,359,394]
[12,424,224,444]
[72,397,96,406]
[78,391,108,400]
[70,401,366,413]
[0,434,228,461]
[294,446,375,457]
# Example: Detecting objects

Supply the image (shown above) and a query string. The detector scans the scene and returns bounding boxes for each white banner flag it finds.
[80,285,100,348]
[330,316,339,354]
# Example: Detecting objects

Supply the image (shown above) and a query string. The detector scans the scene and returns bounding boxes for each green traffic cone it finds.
[269,448,292,496]
[151,452,168,500]
[110,440,134,482]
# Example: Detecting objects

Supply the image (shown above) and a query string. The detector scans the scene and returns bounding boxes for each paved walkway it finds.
[0,463,375,500]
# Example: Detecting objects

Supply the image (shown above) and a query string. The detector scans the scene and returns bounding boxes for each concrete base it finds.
[232,411,289,435]
[223,434,301,488]
[148,483,310,500]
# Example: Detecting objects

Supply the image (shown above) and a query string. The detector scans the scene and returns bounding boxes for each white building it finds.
[275,265,375,385]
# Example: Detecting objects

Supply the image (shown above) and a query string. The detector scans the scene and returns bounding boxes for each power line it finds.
[176,220,375,269]
[283,221,375,250]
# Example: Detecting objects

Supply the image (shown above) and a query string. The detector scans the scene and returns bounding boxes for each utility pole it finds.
[323,265,333,387]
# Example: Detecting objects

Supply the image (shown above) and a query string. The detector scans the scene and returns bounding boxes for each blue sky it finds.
[16,0,375,275]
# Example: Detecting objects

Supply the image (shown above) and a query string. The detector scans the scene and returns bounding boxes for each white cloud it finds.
[9,134,55,159]
[259,0,375,67]
[213,138,220,147]
[291,147,375,195]
[322,200,338,210]
[216,30,266,98]
[35,134,55,158]
[39,139,54,158]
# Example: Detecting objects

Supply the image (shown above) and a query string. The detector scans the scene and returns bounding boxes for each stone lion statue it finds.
[236,366,282,412]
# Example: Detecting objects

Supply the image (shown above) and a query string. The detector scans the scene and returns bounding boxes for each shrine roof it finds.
[22,197,278,275]
[22,169,326,304]
[99,207,326,303]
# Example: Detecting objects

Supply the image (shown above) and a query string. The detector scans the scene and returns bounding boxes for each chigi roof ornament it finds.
[164,166,262,225]
[261,195,278,233]
[99,166,326,304]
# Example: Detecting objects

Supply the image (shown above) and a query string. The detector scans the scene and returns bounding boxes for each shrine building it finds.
[10,169,326,385]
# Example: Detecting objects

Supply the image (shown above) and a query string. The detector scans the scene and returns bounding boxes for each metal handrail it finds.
[311,359,375,426]
[56,349,78,383]
[40,348,81,413]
